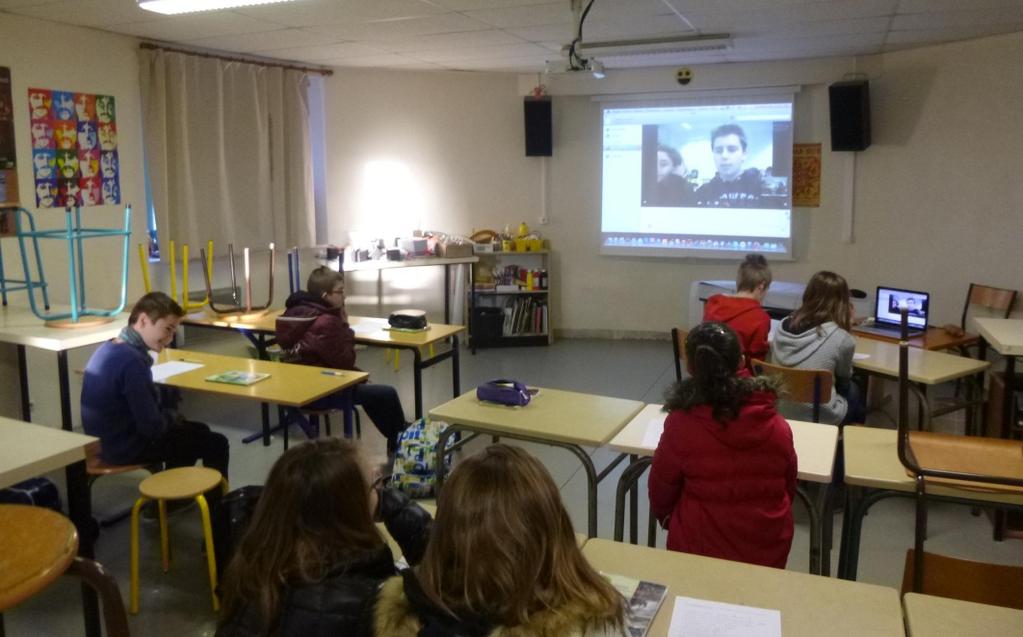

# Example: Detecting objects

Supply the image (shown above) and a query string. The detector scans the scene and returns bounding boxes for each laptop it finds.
[854,286,930,337]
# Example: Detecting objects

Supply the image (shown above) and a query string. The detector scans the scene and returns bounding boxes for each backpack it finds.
[0,477,62,511]
[390,418,453,499]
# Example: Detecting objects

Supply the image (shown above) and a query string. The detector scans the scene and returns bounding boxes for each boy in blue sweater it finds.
[81,292,229,478]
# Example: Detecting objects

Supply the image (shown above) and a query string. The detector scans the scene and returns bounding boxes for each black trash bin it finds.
[472,306,504,345]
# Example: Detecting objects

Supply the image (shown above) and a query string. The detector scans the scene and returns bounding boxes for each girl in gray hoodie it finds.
[770,271,863,425]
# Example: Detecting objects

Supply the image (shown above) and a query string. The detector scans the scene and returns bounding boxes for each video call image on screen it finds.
[876,288,929,328]
[600,99,794,259]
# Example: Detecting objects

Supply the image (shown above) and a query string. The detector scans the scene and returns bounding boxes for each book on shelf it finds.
[603,573,668,637]
[205,371,270,386]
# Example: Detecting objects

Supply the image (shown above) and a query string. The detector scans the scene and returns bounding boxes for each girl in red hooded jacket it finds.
[648,321,797,569]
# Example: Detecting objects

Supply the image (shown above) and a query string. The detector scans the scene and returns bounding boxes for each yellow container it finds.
[529,239,543,252]
[514,239,528,252]
[501,239,514,252]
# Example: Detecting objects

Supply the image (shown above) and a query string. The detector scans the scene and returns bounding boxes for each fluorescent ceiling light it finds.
[569,33,732,58]
[138,0,297,15]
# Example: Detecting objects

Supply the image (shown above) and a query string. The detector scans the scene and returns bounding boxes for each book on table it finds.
[205,371,270,386]
[603,572,668,637]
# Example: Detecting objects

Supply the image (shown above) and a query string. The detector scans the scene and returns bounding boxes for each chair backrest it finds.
[671,327,688,382]
[902,550,1023,610]
[750,359,834,423]
[961,283,1017,331]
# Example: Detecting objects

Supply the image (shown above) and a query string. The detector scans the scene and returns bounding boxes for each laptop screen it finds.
[875,286,929,329]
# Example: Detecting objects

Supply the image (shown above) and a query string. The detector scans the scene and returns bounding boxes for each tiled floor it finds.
[4,335,1022,636]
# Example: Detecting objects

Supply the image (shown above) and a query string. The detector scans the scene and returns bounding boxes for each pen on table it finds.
[176,358,203,364]
[320,370,345,376]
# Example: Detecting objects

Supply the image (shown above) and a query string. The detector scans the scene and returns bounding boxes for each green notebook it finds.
[205,371,270,386]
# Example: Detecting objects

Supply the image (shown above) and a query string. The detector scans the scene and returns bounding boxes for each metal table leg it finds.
[17,345,30,421]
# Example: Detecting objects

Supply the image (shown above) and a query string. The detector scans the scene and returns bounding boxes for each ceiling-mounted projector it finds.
[544,57,605,79]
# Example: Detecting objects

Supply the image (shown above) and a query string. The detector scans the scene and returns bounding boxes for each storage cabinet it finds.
[469,250,551,351]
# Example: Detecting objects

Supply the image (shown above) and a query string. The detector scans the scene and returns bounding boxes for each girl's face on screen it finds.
[657,151,674,181]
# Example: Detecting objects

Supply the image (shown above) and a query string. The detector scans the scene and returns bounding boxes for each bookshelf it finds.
[469,250,552,351]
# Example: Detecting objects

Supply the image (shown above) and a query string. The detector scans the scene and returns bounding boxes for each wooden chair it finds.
[894,311,1023,592]
[961,283,1016,335]
[901,550,1023,610]
[671,327,687,382]
[750,359,834,423]
[0,504,130,637]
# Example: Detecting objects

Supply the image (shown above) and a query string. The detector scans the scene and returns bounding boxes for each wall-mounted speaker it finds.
[828,80,871,152]
[524,97,552,157]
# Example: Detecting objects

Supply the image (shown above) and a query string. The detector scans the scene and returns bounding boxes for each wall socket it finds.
[538,214,549,225]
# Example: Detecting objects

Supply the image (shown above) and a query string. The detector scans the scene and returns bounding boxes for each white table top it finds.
[607,404,836,483]
[843,425,1023,505]
[0,304,126,351]
[343,255,478,272]
[429,388,644,447]
[0,417,96,489]
[973,318,1023,356]
[903,593,1023,637]
[853,337,989,384]
[583,538,904,637]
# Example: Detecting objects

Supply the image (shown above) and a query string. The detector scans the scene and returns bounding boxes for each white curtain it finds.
[138,49,315,255]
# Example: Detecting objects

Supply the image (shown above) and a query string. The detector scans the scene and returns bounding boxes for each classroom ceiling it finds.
[3,0,1023,73]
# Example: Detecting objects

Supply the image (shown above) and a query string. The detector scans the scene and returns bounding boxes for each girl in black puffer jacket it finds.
[216,438,431,637]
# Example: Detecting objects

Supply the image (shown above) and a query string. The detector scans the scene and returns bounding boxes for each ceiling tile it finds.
[885,22,1023,45]
[184,27,338,53]
[8,0,153,27]
[893,5,1023,30]
[506,23,574,43]
[424,0,558,10]
[897,0,1023,13]
[114,12,285,41]
[463,2,568,29]
[330,53,423,67]
[304,12,491,40]
[412,42,550,62]
[687,0,899,31]
[233,0,446,27]
[374,29,526,52]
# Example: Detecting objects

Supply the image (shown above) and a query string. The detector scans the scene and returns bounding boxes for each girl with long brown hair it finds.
[370,444,627,637]
[771,270,864,425]
[216,438,431,637]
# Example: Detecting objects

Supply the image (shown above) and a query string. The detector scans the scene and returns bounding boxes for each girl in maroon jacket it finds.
[649,321,797,569]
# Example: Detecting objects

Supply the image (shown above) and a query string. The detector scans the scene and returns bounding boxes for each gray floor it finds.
[5,335,1022,636]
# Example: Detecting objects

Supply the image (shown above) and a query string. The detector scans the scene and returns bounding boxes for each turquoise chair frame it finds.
[14,205,131,322]
[0,208,50,309]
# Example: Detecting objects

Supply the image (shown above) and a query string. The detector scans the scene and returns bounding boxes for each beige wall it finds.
[0,14,147,424]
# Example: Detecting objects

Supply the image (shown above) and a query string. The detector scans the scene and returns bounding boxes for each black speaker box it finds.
[828,80,871,151]
[524,97,552,157]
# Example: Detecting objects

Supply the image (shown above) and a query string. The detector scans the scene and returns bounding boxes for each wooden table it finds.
[0,417,99,637]
[853,325,978,351]
[428,388,644,537]
[155,349,367,447]
[583,538,904,637]
[608,405,839,575]
[853,337,989,430]
[837,425,1023,581]
[903,593,1023,637]
[181,310,465,422]
[974,318,1023,438]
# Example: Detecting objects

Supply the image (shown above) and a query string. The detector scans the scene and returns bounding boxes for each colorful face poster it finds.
[0,66,19,209]
[28,86,119,208]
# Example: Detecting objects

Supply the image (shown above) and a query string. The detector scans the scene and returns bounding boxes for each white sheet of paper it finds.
[151,361,204,382]
[641,415,666,449]
[768,318,782,343]
[352,319,388,335]
[853,353,870,360]
[668,596,781,637]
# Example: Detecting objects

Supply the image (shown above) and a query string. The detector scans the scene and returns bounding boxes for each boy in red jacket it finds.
[649,322,797,569]
[702,253,772,372]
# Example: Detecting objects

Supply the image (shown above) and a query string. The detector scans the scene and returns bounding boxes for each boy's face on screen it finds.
[135,314,181,352]
[712,133,746,181]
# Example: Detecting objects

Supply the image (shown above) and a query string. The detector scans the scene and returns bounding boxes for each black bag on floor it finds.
[217,485,263,569]
[0,477,62,511]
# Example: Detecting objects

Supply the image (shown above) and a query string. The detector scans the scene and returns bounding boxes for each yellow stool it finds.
[385,344,436,371]
[129,467,227,614]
